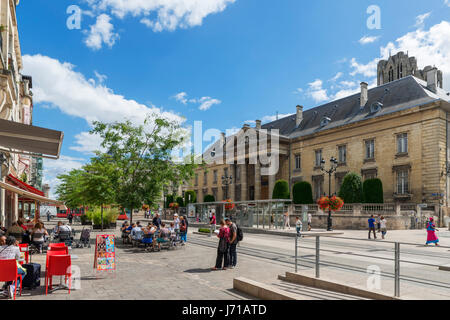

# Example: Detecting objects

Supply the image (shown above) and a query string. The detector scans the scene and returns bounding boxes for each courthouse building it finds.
[184,52,450,219]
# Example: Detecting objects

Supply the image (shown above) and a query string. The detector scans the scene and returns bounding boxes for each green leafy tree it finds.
[56,169,87,209]
[91,114,198,223]
[363,178,384,203]
[184,190,197,206]
[338,173,364,203]
[81,154,117,230]
[204,194,215,203]
[165,194,175,208]
[272,180,290,199]
[292,181,314,204]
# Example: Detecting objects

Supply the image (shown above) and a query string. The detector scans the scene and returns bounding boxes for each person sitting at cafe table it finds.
[31,222,48,253]
[6,222,24,240]
[156,223,170,250]
[56,221,72,234]
[130,222,143,242]
[0,236,26,299]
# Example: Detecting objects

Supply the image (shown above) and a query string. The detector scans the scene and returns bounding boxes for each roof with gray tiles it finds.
[261,75,450,139]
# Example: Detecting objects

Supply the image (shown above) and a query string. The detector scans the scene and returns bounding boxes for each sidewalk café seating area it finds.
[0,242,73,299]
[122,223,185,252]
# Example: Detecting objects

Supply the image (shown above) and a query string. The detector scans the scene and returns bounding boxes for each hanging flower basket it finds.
[317,196,344,212]
[223,199,235,211]
[169,202,179,209]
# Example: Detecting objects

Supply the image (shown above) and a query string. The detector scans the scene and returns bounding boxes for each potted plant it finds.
[80,214,92,225]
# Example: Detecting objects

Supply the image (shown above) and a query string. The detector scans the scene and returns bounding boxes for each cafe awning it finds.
[0,180,62,205]
[0,118,64,159]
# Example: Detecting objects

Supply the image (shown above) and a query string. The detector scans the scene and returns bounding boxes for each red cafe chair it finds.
[45,255,72,295]
[18,244,29,264]
[0,259,23,300]
[49,243,66,249]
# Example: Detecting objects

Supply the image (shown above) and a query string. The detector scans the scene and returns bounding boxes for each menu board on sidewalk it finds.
[94,234,116,272]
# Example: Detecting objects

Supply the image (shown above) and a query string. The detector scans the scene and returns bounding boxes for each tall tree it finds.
[56,169,87,209]
[91,114,197,223]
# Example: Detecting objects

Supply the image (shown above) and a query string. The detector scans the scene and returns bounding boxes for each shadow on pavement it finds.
[184,268,213,274]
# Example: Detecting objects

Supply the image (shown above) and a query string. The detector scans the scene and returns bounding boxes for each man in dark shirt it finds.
[226,218,238,269]
[368,215,377,239]
[152,213,161,229]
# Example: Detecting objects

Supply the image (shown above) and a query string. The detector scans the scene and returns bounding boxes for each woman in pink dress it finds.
[425,217,439,246]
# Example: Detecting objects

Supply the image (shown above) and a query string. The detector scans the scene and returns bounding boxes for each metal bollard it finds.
[295,232,298,273]
[315,236,320,278]
[394,242,400,297]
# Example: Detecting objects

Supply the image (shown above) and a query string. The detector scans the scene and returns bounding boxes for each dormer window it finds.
[320,117,331,127]
[370,102,383,114]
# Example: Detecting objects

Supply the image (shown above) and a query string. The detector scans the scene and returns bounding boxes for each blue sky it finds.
[16,0,450,194]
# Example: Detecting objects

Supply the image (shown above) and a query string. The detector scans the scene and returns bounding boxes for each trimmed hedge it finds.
[338,173,364,203]
[198,228,211,233]
[292,181,314,204]
[204,194,215,203]
[363,178,384,203]
[165,194,174,209]
[184,190,197,205]
[176,196,185,207]
[272,180,290,200]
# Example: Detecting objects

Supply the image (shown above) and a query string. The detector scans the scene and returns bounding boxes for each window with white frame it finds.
[397,170,409,194]
[397,133,408,154]
[295,154,301,171]
[338,145,347,164]
[365,139,375,160]
[315,150,322,167]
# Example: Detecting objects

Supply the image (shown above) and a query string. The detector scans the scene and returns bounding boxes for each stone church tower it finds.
[377,51,443,88]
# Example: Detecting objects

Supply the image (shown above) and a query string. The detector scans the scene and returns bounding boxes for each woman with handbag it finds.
[212,220,230,270]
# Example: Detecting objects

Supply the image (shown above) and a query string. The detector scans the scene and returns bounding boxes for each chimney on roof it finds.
[255,120,261,130]
[296,105,303,127]
[426,68,438,93]
[360,82,368,108]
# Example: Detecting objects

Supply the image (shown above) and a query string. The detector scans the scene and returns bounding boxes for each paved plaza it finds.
[6,215,450,300]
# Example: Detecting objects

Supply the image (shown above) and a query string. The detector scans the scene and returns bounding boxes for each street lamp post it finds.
[221,174,232,219]
[320,156,338,231]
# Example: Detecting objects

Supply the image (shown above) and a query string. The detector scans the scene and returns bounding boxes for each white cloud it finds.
[330,72,343,82]
[70,132,106,155]
[198,97,221,111]
[415,12,431,28]
[446,0,450,7]
[86,0,236,32]
[22,54,183,126]
[359,35,380,45]
[84,14,119,50]
[173,92,188,104]
[94,71,107,84]
[173,92,221,110]
[350,57,379,77]
[43,156,86,198]
[307,79,329,103]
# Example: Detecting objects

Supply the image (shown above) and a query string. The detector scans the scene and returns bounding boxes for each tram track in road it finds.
[188,234,450,293]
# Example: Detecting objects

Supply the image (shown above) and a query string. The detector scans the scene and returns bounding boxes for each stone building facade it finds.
[0,0,36,226]
[183,56,450,225]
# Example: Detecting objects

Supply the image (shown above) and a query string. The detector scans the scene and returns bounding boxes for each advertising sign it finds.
[94,234,116,272]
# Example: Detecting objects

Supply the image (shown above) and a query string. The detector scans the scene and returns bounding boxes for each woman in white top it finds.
[380,216,387,239]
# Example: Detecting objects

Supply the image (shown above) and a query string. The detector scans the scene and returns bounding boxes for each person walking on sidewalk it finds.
[283,206,291,230]
[376,214,381,233]
[226,218,238,269]
[380,216,387,239]
[368,215,377,239]
[295,217,302,236]
[425,217,440,246]
[210,212,216,233]
[212,220,230,271]
[307,213,312,231]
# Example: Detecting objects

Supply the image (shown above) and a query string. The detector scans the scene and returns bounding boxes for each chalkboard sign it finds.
[94,234,116,272]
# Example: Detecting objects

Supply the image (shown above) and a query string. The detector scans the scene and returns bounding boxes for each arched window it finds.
[389,67,394,82]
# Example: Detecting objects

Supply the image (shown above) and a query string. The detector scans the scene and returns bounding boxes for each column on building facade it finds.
[268,171,276,199]
[255,162,261,200]
[240,163,247,201]
[229,165,236,201]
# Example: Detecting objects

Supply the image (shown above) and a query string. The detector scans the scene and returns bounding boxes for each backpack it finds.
[236,225,243,242]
